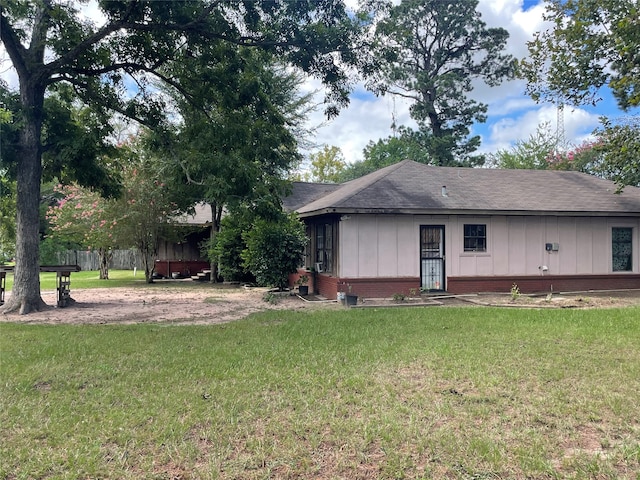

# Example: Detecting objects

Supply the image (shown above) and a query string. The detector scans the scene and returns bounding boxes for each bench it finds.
[0,265,81,308]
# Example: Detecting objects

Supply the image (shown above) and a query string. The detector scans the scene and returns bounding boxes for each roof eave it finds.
[296,207,640,218]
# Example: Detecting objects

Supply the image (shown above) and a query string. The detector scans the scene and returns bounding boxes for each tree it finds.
[113,142,183,283]
[547,117,640,191]
[306,145,347,183]
[148,48,313,281]
[487,123,558,170]
[590,117,640,190]
[0,100,16,263]
[338,127,433,181]
[45,184,118,279]
[241,213,307,290]
[0,174,16,263]
[1,1,362,313]
[369,0,516,166]
[521,0,639,110]
[490,116,639,192]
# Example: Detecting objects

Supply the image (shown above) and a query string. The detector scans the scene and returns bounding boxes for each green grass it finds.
[4,269,148,290]
[1,306,639,479]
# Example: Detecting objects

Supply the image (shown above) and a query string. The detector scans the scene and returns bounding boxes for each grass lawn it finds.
[4,269,150,291]
[1,306,639,479]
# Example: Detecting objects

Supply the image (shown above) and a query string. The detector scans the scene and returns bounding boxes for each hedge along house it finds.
[283,160,640,299]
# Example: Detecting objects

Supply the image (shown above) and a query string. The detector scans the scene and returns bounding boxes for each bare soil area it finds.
[1,284,639,325]
[0,284,339,325]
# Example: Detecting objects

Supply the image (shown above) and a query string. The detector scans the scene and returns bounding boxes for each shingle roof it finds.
[289,160,640,217]
[282,181,341,212]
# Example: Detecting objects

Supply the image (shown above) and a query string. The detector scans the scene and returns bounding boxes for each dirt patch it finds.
[454,290,640,309]
[357,290,640,309]
[2,284,638,325]
[0,283,339,325]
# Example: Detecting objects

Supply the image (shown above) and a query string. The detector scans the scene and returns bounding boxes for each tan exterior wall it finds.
[337,214,640,279]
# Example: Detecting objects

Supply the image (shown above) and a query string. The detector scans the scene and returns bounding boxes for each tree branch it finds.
[0,11,29,79]
[43,3,138,80]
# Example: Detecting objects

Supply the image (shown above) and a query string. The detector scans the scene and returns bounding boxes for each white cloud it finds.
[303,87,417,163]
[480,104,601,153]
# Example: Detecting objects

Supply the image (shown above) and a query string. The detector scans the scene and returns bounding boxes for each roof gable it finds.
[293,160,640,216]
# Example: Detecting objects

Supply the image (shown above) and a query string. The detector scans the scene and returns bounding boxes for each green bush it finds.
[241,213,306,290]
[208,214,253,282]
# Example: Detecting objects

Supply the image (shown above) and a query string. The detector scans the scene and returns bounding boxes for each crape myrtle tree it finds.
[548,117,640,191]
[489,117,640,191]
[45,183,119,280]
[114,142,182,283]
[368,0,516,167]
[0,0,364,314]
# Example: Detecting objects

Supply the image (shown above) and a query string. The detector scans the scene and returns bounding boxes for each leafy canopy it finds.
[521,0,640,109]
[305,145,347,183]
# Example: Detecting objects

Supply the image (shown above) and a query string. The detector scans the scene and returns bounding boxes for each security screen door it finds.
[420,225,445,291]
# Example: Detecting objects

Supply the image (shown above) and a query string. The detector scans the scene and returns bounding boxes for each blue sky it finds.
[304,0,638,164]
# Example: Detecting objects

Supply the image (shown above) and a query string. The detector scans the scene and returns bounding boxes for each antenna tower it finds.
[391,97,398,137]
[555,102,566,153]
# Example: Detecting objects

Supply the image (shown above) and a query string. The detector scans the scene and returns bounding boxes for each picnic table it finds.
[0,265,81,308]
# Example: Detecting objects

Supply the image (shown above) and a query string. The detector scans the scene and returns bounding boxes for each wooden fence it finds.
[55,250,143,271]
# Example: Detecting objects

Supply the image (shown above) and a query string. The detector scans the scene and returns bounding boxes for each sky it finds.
[301,0,638,164]
[1,0,636,166]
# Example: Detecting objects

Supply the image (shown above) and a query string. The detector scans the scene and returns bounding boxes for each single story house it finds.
[154,203,212,278]
[284,160,640,299]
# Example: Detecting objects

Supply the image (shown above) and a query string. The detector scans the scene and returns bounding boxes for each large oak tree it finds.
[0,0,362,314]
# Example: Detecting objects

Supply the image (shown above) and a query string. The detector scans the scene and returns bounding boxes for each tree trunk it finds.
[139,236,158,284]
[97,247,111,280]
[142,252,154,283]
[1,82,47,314]
[208,203,223,284]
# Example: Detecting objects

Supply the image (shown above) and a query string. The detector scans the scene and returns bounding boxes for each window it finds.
[612,227,633,272]
[315,223,333,273]
[302,224,312,268]
[464,224,486,252]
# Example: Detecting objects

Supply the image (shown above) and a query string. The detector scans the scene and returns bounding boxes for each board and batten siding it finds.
[337,214,640,278]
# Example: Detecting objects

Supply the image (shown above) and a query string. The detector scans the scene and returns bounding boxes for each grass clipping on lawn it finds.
[1,306,639,479]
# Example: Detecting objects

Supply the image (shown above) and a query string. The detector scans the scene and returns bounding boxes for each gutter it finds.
[295,208,640,219]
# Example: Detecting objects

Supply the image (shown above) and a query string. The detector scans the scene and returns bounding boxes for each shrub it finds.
[242,213,306,290]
